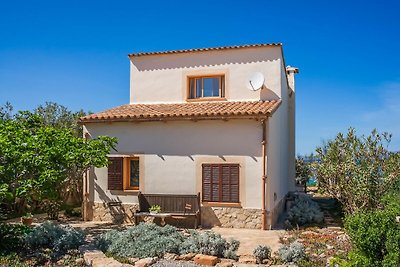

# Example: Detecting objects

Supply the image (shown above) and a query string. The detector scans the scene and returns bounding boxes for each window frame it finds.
[187,75,225,101]
[123,157,140,191]
[201,163,240,205]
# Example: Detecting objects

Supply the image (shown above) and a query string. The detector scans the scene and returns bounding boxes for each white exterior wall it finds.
[130,47,283,104]
[85,120,263,209]
[266,59,293,212]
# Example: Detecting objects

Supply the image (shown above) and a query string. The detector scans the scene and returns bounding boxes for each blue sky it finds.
[0,0,399,154]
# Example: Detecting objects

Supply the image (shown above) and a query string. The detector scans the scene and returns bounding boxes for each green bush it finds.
[96,223,240,259]
[278,241,306,264]
[180,230,239,259]
[96,223,184,258]
[64,206,82,217]
[0,223,31,253]
[343,195,400,266]
[253,245,271,263]
[286,194,324,226]
[25,221,85,253]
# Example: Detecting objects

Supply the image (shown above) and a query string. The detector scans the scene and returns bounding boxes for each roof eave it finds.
[127,43,282,58]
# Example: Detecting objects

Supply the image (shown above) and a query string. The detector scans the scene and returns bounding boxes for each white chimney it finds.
[286,66,299,94]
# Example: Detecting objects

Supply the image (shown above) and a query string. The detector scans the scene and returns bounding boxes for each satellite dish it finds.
[246,72,265,91]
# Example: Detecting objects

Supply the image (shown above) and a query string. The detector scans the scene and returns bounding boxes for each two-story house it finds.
[80,43,298,230]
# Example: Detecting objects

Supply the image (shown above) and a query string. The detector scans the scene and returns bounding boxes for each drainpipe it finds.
[261,119,267,230]
[83,132,90,221]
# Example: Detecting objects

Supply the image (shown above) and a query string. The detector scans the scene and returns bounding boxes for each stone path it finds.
[212,227,284,255]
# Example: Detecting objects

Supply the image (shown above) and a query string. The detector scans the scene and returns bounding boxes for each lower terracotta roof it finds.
[80,100,281,123]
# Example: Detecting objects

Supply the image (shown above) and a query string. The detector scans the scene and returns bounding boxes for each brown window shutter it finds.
[202,163,239,203]
[108,157,123,190]
[202,164,212,202]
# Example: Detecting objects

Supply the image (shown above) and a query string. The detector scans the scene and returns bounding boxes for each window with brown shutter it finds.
[108,157,123,190]
[202,164,239,203]
[107,157,141,191]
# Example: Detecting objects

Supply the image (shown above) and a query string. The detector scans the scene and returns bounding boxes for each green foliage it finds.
[316,128,400,214]
[253,245,271,263]
[25,221,85,253]
[0,111,116,208]
[97,223,184,258]
[0,223,31,254]
[286,194,324,226]
[149,204,161,213]
[34,101,87,137]
[64,206,82,217]
[0,254,30,267]
[296,156,312,192]
[278,241,306,264]
[96,223,240,260]
[41,199,61,220]
[342,195,400,267]
[180,230,240,259]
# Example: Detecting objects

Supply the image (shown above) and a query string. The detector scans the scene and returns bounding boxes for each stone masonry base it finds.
[88,197,288,229]
[201,207,262,229]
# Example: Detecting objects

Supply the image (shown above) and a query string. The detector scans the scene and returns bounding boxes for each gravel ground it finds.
[152,260,204,267]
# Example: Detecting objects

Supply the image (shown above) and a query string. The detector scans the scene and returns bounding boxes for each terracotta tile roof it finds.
[80,100,281,123]
[128,43,282,57]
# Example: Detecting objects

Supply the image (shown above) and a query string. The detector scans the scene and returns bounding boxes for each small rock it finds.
[176,253,196,261]
[129,257,140,264]
[326,244,334,250]
[163,253,178,260]
[194,254,218,266]
[57,259,64,265]
[216,261,234,267]
[75,258,85,265]
[238,255,257,264]
[135,257,157,267]
[319,253,326,258]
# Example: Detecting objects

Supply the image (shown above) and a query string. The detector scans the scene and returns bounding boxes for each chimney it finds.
[286,65,298,192]
[286,66,299,94]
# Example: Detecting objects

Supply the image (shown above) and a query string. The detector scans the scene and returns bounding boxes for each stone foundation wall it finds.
[201,207,262,229]
[91,202,139,224]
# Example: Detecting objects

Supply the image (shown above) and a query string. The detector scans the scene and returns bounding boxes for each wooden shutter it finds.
[108,157,123,190]
[202,164,212,201]
[202,163,239,203]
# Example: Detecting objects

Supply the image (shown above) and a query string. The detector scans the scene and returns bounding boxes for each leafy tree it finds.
[0,102,13,121]
[34,101,87,137]
[0,111,116,212]
[316,128,400,214]
[295,156,312,193]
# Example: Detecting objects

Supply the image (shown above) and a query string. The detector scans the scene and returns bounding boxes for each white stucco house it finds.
[80,43,298,230]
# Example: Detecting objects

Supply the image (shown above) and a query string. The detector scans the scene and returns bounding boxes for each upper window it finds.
[202,163,239,203]
[188,75,225,99]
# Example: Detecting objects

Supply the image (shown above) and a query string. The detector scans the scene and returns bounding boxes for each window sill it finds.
[186,97,227,102]
[123,189,140,193]
[202,202,242,208]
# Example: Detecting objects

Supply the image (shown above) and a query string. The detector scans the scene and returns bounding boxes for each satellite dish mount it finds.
[246,72,265,91]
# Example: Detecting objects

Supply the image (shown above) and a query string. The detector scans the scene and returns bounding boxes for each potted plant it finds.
[149,205,161,214]
[21,213,33,226]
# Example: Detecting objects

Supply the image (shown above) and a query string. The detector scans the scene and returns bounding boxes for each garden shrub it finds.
[180,230,240,259]
[25,221,85,253]
[286,194,324,226]
[278,241,306,264]
[96,223,240,260]
[0,223,31,253]
[343,200,400,267]
[253,245,271,263]
[64,206,82,217]
[96,223,184,258]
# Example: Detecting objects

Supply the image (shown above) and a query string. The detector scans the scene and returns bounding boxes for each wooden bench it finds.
[134,192,201,228]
